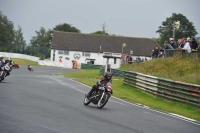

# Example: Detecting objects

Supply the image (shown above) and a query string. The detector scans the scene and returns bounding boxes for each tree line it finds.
[0,11,198,58]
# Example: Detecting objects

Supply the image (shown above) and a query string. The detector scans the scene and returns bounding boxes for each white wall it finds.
[0,52,39,62]
[51,50,121,69]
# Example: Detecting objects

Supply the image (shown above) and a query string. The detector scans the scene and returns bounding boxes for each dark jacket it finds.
[192,40,198,50]
[163,44,174,50]
[152,49,159,57]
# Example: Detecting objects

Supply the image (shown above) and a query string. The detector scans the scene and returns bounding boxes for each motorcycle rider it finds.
[0,55,10,77]
[28,64,32,71]
[0,55,4,67]
[86,72,113,98]
[5,57,13,65]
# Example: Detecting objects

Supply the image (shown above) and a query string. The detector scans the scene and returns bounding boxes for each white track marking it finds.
[70,79,200,126]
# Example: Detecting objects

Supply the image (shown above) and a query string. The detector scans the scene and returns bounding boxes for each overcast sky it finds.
[0,0,200,44]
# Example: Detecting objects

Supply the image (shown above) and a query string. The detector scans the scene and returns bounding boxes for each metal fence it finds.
[162,49,200,58]
[81,63,102,69]
[124,71,200,108]
[100,68,124,77]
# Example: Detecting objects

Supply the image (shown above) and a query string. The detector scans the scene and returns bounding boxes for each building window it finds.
[58,50,64,55]
[82,52,90,57]
[64,50,69,55]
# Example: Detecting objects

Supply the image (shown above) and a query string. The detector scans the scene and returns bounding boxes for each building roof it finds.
[52,31,161,56]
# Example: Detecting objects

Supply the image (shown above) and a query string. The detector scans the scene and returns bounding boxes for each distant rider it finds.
[28,64,32,71]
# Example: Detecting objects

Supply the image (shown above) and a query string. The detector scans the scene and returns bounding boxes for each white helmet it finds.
[0,55,3,60]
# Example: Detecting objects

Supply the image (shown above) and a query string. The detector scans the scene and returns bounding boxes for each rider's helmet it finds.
[0,55,3,61]
[7,57,12,61]
[104,72,112,81]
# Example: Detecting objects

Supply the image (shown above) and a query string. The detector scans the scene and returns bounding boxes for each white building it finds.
[51,31,160,69]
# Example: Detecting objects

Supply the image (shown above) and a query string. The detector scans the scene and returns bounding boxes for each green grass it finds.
[3,57,38,66]
[59,69,101,79]
[58,69,200,121]
[120,57,200,84]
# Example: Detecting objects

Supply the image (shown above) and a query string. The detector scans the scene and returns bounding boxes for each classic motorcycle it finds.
[83,82,112,109]
[0,63,11,82]
[28,67,33,72]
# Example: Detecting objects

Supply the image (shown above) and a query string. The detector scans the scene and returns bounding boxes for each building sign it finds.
[74,52,81,60]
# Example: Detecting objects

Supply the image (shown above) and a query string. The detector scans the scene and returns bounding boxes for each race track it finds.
[0,66,199,133]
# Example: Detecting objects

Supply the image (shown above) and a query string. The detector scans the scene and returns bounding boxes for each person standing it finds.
[191,37,198,50]
[197,40,200,58]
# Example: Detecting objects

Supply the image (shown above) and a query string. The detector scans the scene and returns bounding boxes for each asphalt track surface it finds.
[0,66,199,133]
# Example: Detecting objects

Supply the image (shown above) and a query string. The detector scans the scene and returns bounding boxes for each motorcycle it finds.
[0,63,11,82]
[13,63,19,68]
[83,82,112,109]
[28,67,33,72]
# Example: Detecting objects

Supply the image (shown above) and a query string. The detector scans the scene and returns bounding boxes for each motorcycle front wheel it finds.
[83,95,91,105]
[97,93,110,109]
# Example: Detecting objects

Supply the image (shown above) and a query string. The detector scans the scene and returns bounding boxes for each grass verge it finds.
[120,57,200,84]
[58,69,200,121]
[10,58,38,66]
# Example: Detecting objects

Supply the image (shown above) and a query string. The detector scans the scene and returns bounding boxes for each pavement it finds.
[0,66,199,133]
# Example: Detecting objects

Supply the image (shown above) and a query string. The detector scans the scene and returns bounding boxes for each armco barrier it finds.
[81,63,102,69]
[124,71,200,108]
[0,52,39,62]
[157,78,200,107]
[99,68,124,77]
[124,71,158,95]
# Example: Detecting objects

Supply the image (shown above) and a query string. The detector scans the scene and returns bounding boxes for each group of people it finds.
[121,54,148,64]
[152,37,200,58]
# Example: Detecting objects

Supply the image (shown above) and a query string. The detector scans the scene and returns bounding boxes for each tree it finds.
[0,11,14,52]
[30,27,52,58]
[13,25,26,53]
[91,22,109,35]
[91,31,109,35]
[53,23,80,33]
[156,13,198,45]
[30,27,52,47]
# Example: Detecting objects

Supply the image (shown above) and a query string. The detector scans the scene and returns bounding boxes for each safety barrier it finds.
[99,68,124,77]
[124,71,200,108]
[81,63,102,69]
[0,52,39,62]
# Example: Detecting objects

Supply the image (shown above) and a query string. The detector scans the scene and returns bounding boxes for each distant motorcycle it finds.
[28,66,33,72]
[13,63,19,68]
[83,82,112,109]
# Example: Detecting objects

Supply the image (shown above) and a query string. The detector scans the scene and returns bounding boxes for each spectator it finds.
[174,39,179,49]
[197,40,200,50]
[197,40,200,58]
[128,55,133,64]
[191,37,198,50]
[137,56,142,63]
[181,37,191,54]
[152,47,159,59]
[170,39,175,49]
[163,41,174,57]
[178,39,184,49]
[123,54,127,63]
[163,41,174,50]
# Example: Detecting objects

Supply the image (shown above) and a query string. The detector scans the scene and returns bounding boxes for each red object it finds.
[13,63,19,68]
